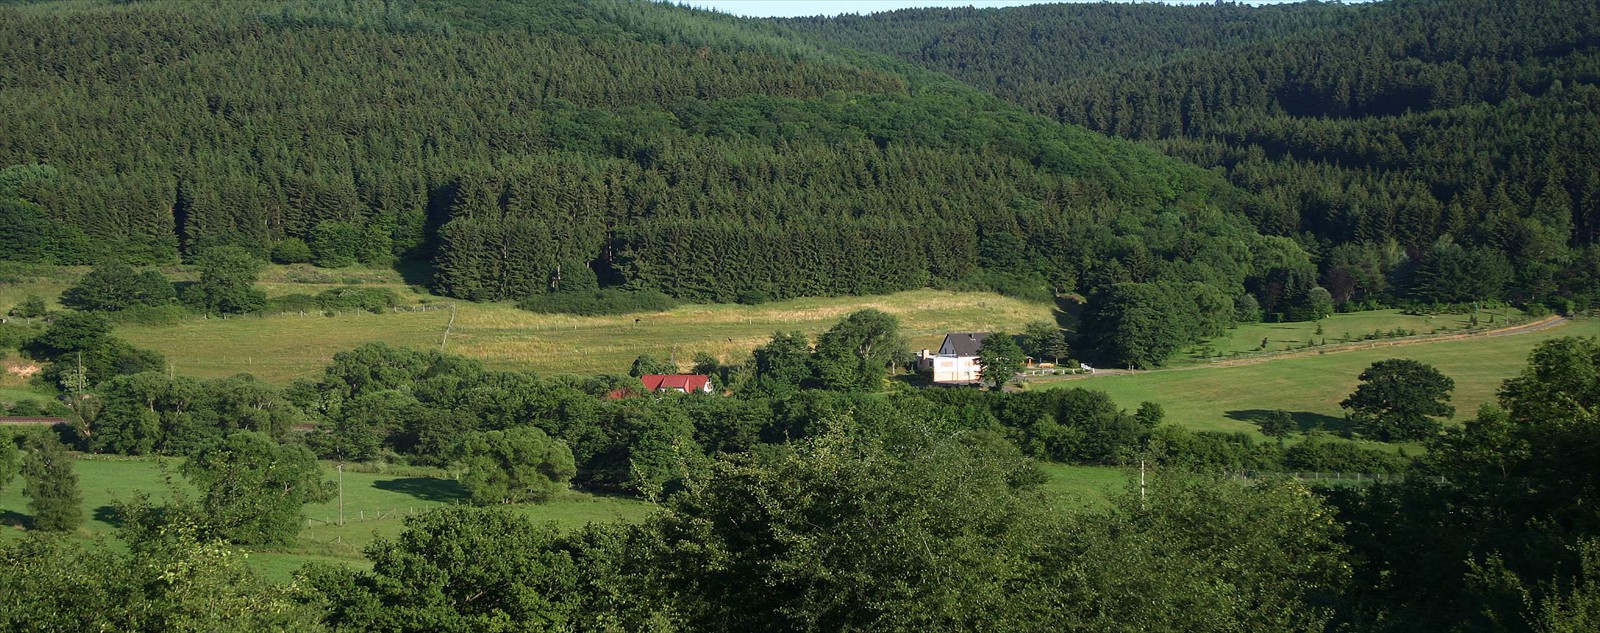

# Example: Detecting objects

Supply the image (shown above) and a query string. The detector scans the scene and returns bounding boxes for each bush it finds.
[270,238,312,264]
[314,287,397,313]
[103,304,189,326]
[0,323,34,352]
[265,293,319,314]
[517,289,678,316]
[1284,432,1410,474]
[8,294,48,319]
[310,221,364,268]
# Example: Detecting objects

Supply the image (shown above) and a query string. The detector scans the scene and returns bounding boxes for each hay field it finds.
[118,289,1053,384]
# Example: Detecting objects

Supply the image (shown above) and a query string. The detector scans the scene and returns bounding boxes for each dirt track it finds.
[1028,315,1572,385]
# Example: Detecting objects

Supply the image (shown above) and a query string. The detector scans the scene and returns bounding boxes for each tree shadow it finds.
[93,505,123,528]
[0,509,28,529]
[1052,295,1084,334]
[1225,409,1354,434]
[392,258,435,289]
[373,477,468,504]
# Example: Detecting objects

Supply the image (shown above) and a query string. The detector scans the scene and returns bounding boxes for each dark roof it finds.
[940,332,990,357]
[640,374,711,393]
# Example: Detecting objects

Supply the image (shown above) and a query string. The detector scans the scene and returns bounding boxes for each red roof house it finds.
[640,374,714,394]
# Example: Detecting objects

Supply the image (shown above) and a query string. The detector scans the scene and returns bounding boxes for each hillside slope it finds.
[788,0,1600,311]
[0,0,1284,317]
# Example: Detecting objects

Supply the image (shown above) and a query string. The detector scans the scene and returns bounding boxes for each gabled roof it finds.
[939,332,990,357]
[640,374,711,393]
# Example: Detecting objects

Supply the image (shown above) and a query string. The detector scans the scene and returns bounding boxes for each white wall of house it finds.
[932,356,981,384]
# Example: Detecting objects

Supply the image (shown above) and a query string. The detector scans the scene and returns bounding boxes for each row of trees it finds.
[11,334,1596,630]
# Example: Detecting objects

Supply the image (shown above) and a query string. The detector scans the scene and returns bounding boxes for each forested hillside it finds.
[0,0,1295,337]
[789,0,1600,312]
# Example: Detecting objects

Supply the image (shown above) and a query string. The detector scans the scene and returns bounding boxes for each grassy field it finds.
[6,263,1053,384]
[1039,462,1129,507]
[0,456,654,582]
[0,264,79,314]
[1173,307,1525,364]
[1036,318,1600,438]
[117,288,1052,384]
[0,385,53,404]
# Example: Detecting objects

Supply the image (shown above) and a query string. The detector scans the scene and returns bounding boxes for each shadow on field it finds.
[1225,409,1353,434]
[374,477,468,503]
[93,505,123,528]
[392,258,434,288]
[0,509,28,528]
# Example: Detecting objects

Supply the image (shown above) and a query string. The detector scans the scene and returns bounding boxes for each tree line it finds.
[3,334,1599,631]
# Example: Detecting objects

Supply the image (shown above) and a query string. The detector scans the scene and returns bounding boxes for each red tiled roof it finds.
[640,374,711,393]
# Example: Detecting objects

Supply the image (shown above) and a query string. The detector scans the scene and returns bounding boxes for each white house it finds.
[918,332,990,385]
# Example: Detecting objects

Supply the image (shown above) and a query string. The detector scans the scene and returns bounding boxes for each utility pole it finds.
[1139,457,1147,509]
[337,462,345,526]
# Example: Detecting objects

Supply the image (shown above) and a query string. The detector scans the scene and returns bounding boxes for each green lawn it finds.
[119,288,1052,384]
[1172,308,1524,364]
[0,456,653,583]
[0,385,55,405]
[1038,462,1128,507]
[1037,318,1600,438]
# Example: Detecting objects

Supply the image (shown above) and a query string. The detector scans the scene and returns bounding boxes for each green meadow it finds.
[1039,462,1130,507]
[1173,307,1525,364]
[0,456,655,582]
[1037,317,1600,437]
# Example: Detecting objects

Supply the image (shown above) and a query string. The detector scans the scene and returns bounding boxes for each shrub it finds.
[7,294,48,319]
[103,304,189,326]
[518,289,678,316]
[265,293,319,314]
[314,287,397,313]
[270,237,312,264]
[1284,433,1410,474]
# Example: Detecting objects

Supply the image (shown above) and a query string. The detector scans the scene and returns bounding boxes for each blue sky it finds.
[681,1,1315,18]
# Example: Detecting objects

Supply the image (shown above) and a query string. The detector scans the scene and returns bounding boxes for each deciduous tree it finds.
[976,333,1025,389]
[452,426,576,505]
[811,309,907,392]
[1340,359,1454,441]
[22,434,82,532]
[182,432,331,545]
[182,246,266,315]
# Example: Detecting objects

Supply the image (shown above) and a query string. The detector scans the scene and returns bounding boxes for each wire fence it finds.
[307,507,424,527]
[1232,471,1445,486]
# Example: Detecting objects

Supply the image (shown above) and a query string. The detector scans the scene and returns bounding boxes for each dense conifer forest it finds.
[0,0,1264,320]
[4,1,1600,630]
[788,0,1600,313]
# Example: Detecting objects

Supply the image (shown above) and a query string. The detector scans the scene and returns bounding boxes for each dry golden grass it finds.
[119,289,1054,383]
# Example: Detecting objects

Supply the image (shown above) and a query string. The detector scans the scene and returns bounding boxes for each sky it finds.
[681,1,1314,19]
